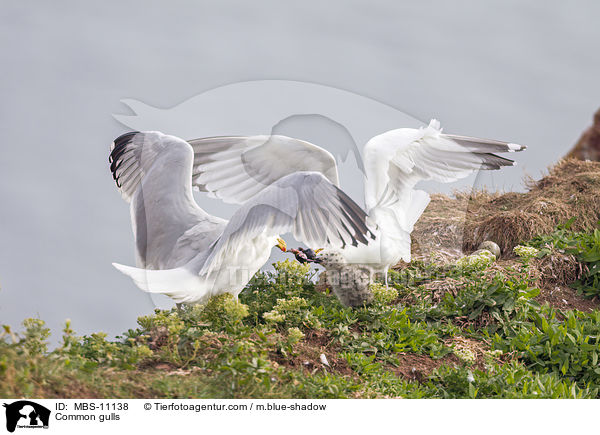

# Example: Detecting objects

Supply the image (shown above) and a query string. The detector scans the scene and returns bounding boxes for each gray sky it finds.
[1,1,600,343]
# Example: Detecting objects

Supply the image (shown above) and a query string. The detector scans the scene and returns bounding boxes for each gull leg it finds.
[384,269,389,289]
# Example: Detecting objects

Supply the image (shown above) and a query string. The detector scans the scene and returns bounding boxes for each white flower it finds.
[456,250,495,270]
[513,245,539,259]
[454,347,477,363]
[263,310,285,323]
[287,327,305,343]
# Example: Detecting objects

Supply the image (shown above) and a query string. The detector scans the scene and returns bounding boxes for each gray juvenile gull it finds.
[317,251,375,307]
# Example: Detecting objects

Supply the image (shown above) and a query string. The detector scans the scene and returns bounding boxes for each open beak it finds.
[276,238,287,252]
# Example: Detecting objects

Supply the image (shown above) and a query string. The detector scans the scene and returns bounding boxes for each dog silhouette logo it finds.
[3,401,50,432]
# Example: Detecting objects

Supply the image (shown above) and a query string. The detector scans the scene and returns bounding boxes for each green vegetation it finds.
[526,218,600,297]
[1,231,600,399]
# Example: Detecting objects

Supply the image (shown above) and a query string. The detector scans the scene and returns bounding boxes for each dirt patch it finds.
[387,353,460,382]
[387,338,494,383]
[535,285,599,313]
[411,159,600,260]
[269,329,353,377]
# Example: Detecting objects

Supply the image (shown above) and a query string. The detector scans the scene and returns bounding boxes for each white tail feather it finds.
[112,263,206,304]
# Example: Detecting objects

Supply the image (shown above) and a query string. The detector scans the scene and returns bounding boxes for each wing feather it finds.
[109,131,226,268]
[188,135,340,204]
[364,120,525,211]
[201,172,372,275]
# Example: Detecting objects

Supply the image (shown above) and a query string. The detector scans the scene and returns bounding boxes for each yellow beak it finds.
[314,248,324,254]
[276,238,287,252]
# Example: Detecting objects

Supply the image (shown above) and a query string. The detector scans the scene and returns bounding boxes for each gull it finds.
[285,247,374,307]
[186,120,526,287]
[109,131,373,304]
[317,251,375,307]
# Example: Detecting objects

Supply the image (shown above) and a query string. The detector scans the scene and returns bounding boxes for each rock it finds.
[477,241,501,259]
[566,107,600,161]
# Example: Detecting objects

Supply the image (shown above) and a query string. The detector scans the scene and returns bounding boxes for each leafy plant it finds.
[527,219,600,297]
[3,233,600,399]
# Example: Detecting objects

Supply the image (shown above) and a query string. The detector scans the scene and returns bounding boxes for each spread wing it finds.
[201,171,374,276]
[188,135,339,204]
[363,119,526,213]
[109,131,227,268]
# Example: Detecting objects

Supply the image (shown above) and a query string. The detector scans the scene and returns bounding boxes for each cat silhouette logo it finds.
[2,401,50,432]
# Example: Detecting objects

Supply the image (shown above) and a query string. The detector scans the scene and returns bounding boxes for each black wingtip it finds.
[335,187,370,246]
[109,131,139,163]
[109,131,139,189]
[114,131,139,146]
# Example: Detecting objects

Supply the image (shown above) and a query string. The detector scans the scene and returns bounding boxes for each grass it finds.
[412,159,600,259]
[2,226,600,399]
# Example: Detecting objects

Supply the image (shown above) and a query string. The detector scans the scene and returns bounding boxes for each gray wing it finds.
[201,171,374,275]
[168,219,227,267]
[364,120,526,211]
[109,131,227,269]
[441,133,527,154]
[188,135,340,204]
